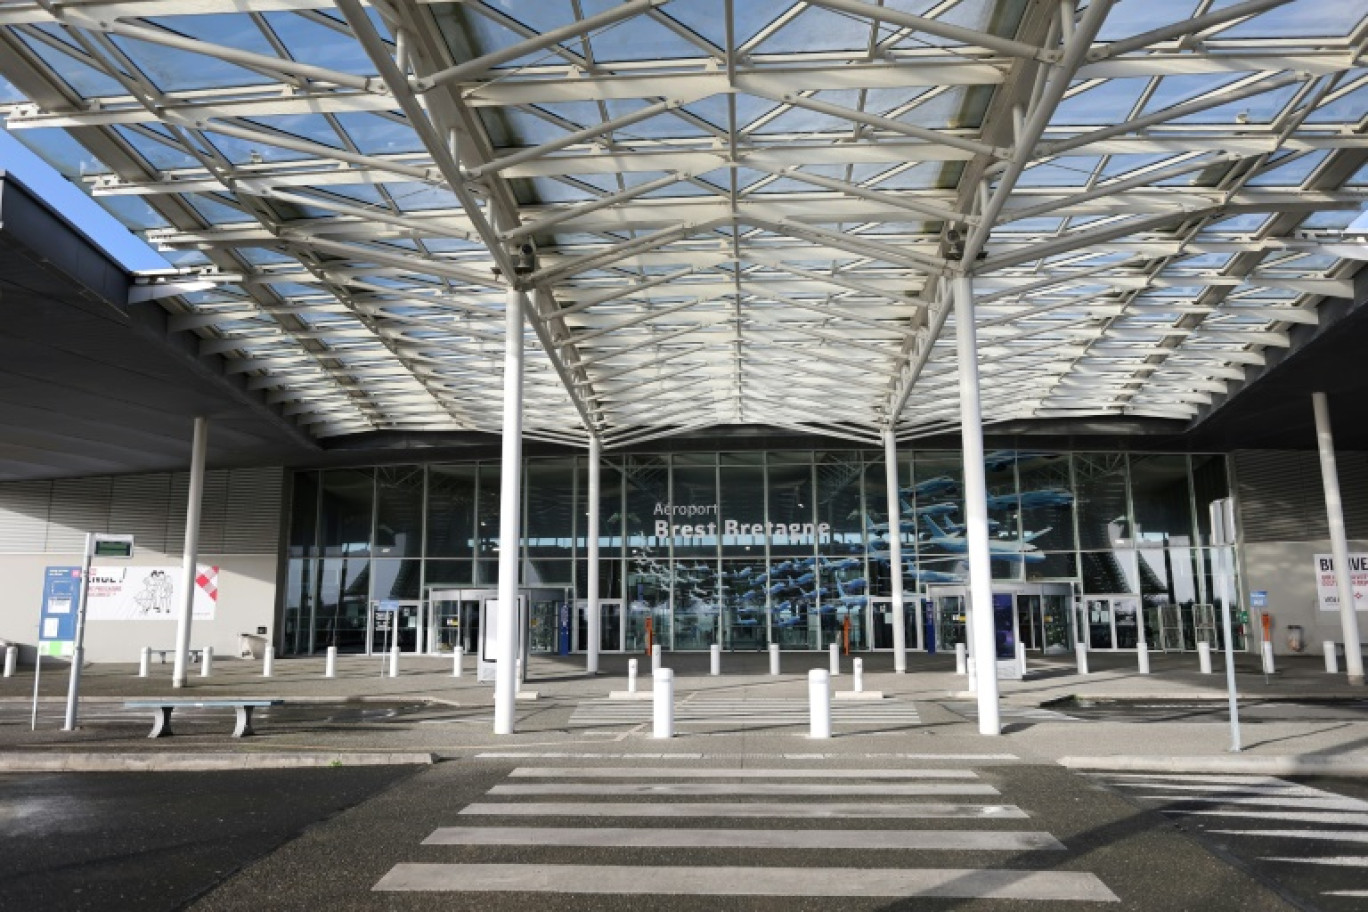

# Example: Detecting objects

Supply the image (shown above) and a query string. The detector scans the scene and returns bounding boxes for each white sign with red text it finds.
[1314,554,1368,612]
[85,565,219,620]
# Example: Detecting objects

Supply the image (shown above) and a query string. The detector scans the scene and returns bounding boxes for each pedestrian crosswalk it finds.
[373,765,1118,903]
[1090,772,1368,905]
[570,696,920,728]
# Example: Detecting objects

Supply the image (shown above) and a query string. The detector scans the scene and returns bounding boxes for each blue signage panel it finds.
[39,566,81,656]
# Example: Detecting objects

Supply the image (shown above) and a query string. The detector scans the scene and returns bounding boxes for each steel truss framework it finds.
[1,0,1364,448]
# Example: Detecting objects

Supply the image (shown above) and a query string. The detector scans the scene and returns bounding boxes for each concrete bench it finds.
[123,699,284,738]
[147,648,205,665]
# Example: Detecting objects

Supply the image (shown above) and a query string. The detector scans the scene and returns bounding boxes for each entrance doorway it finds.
[1079,594,1143,650]
[574,600,625,652]
[425,587,570,656]
[927,584,1074,654]
[870,596,919,652]
[367,600,424,654]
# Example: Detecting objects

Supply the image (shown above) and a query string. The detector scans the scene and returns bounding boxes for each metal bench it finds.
[123,699,283,738]
[148,648,205,664]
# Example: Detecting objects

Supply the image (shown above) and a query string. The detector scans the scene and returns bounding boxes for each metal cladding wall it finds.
[1234,450,1368,657]
[0,467,283,664]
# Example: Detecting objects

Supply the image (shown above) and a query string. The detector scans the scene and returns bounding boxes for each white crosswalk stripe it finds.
[570,697,920,726]
[1090,771,1368,902]
[373,764,1117,902]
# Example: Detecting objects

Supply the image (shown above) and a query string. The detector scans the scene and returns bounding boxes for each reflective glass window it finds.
[320,469,373,557]
[375,466,424,559]
[427,465,476,559]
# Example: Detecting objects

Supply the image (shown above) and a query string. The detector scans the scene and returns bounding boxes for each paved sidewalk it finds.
[1,648,1366,774]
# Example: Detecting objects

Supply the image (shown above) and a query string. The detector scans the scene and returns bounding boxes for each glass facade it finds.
[282,449,1231,654]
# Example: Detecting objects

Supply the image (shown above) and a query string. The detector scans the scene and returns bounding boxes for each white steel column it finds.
[953,276,1000,735]
[1313,392,1364,684]
[586,435,602,675]
[494,289,526,734]
[883,428,907,672]
[172,417,208,689]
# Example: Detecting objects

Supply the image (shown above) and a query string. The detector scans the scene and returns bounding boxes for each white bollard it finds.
[262,645,274,678]
[325,645,337,678]
[452,645,463,678]
[389,645,400,678]
[769,643,781,675]
[1016,641,1027,678]
[1137,642,1150,675]
[1326,641,1339,675]
[4,645,17,678]
[955,642,966,675]
[808,668,832,739]
[710,643,720,676]
[1075,642,1089,675]
[829,642,840,676]
[628,658,638,694]
[1262,641,1276,675]
[967,652,977,692]
[651,644,662,676]
[138,646,150,678]
[653,667,674,739]
[853,657,864,693]
[200,645,213,678]
[1198,641,1212,674]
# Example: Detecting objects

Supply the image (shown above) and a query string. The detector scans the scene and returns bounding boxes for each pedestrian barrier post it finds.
[709,643,720,675]
[200,645,213,678]
[853,657,864,693]
[138,646,150,678]
[628,658,638,694]
[453,645,463,678]
[1198,641,1212,674]
[808,668,831,739]
[1075,642,1089,675]
[389,645,399,678]
[955,642,966,675]
[325,645,337,678]
[769,643,781,675]
[653,668,673,738]
[829,642,840,676]
[262,645,274,678]
[1326,641,1339,674]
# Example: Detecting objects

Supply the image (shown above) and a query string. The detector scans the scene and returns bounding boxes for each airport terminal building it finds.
[0,0,1366,688]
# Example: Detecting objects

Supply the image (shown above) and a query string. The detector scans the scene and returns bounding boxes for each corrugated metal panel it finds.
[46,476,113,552]
[0,480,52,552]
[196,470,231,554]
[225,467,283,554]
[1232,449,1368,543]
[164,472,189,554]
[109,474,172,554]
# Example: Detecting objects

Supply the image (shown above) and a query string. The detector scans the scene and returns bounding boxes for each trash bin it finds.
[239,633,267,659]
[1286,625,1304,653]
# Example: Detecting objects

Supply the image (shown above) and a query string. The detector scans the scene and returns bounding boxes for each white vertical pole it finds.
[4,645,16,677]
[1313,392,1364,684]
[200,645,213,677]
[263,645,274,677]
[494,288,526,734]
[1198,641,1212,674]
[1212,497,1242,752]
[954,275,1000,736]
[769,643,781,675]
[651,643,661,675]
[138,647,150,678]
[172,416,208,689]
[1325,642,1339,674]
[62,533,94,731]
[883,429,907,673]
[587,436,602,675]
[710,643,720,675]
[452,644,463,677]
[628,657,638,694]
[853,657,864,692]
[325,645,337,678]
[829,642,840,676]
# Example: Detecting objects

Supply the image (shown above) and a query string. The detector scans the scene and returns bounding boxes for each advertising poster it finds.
[1314,554,1368,611]
[85,565,219,621]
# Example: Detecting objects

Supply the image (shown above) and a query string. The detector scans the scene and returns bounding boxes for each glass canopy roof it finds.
[1,0,1363,447]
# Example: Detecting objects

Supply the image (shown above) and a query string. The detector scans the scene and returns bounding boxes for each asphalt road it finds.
[0,766,420,912]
